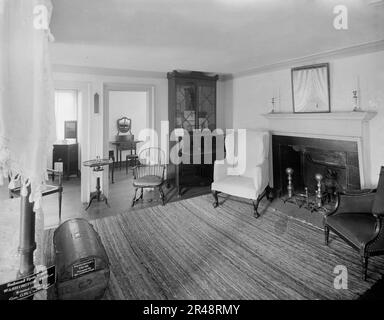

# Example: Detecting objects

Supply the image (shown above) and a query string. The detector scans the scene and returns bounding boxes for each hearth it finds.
[272,135,361,209]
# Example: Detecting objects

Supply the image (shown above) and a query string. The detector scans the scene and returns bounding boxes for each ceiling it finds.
[50,0,384,74]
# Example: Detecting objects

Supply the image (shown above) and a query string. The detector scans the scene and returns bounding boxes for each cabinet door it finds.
[175,82,196,131]
[197,84,216,131]
[53,145,66,163]
[68,144,78,173]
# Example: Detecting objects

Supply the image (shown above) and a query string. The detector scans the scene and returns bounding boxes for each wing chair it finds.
[211,130,272,218]
[324,166,384,280]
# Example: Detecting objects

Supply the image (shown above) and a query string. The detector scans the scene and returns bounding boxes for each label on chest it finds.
[72,258,96,278]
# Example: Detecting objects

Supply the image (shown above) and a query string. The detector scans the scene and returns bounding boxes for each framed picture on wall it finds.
[291,63,331,113]
[64,120,77,140]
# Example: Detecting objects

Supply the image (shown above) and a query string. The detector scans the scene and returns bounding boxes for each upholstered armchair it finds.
[324,166,384,280]
[211,130,272,218]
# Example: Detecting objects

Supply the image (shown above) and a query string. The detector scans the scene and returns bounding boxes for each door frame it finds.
[103,83,155,196]
[54,80,92,203]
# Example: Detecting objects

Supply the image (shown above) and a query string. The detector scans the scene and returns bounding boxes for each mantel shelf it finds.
[263,111,377,122]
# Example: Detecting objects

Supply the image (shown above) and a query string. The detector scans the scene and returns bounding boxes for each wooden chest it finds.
[53,219,110,300]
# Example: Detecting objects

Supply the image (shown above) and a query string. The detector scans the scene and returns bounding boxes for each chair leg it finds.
[159,186,165,205]
[140,188,144,201]
[362,256,369,281]
[252,200,261,218]
[253,189,267,218]
[131,188,138,207]
[58,189,62,223]
[324,226,329,246]
[212,191,219,208]
[266,185,274,202]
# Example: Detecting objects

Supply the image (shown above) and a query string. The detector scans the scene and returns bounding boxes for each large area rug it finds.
[44,195,384,299]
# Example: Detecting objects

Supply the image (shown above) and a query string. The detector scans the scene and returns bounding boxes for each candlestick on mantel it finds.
[353,90,360,111]
[271,97,275,113]
[353,75,361,111]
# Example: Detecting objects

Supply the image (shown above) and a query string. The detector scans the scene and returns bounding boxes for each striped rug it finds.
[44,195,384,299]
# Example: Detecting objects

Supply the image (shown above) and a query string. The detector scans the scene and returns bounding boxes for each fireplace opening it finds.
[272,135,360,210]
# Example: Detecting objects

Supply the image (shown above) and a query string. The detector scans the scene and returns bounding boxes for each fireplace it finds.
[272,135,360,197]
[264,111,377,190]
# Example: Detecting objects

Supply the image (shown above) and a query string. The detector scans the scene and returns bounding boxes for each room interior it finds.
[1,0,384,300]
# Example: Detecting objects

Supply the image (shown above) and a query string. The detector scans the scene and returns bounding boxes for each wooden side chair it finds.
[324,166,384,280]
[125,140,139,174]
[131,147,166,207]
[9,169,64,221]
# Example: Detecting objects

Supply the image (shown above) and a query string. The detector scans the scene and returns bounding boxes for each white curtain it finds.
[55,90,78,141]
[0,0,56,210]
[293,67,329,112]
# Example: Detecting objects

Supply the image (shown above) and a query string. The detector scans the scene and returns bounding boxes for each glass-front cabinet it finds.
[167,70,218,193]
[170,71,217,133]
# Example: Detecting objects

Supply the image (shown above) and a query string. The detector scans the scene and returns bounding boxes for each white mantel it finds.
[263,111,376,138]
[263,111,378,188]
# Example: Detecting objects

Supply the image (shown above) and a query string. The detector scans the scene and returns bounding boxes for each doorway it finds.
[103,84,155,198]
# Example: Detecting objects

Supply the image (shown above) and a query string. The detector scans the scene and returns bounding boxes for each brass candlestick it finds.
[286,167,294,198]
[315,173,323,208]
[353,90,360,111]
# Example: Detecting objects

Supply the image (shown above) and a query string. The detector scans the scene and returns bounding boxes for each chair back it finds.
[372,166,384,216]
[134,147,166,179]
[225,130,269,177]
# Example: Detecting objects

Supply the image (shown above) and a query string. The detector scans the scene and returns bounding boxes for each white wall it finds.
[109,91,147,158]
[225,50,384,186]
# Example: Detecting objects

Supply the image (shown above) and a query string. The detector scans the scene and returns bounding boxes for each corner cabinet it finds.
[167,70,219,194]
[168,70,218,132]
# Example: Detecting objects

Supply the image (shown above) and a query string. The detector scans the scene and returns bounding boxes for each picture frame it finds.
[64,120,77,140]
[291,63,331,113]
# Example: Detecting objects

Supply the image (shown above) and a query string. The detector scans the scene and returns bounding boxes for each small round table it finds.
[83,158,112,210]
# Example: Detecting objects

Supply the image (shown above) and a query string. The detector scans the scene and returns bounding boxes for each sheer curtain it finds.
[55,90,78,141]
[0,0,56,210]
[293,67,329,112]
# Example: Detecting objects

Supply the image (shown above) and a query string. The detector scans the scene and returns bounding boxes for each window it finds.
[54,90,78,141]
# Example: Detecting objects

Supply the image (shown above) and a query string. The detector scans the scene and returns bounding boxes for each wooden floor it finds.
[44,194,384,300]
[0,168,211,229]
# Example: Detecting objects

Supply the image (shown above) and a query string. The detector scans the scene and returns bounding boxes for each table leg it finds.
[176,162,181,197]
[111,158,114,183]
[85,176,110,210]
[96,177,101,200]
[115,145,119,170]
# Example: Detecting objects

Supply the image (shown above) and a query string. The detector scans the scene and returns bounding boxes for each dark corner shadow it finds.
[358,275,384,300]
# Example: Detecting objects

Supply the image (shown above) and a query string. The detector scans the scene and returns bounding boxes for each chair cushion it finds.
[325,213,377,249]
[211,176,257,200]
[133,175,163,187]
